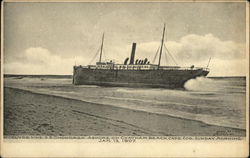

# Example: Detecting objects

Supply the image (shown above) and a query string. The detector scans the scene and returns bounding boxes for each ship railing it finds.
[160,67,209,71]
[75,65,92,69]
[76,65,209,71]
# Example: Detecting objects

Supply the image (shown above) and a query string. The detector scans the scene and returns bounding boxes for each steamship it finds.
[73,24,210,88]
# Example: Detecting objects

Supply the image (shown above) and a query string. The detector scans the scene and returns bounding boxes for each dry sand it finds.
[4,87,245,136]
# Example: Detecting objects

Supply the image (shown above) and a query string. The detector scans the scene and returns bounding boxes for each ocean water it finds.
[4,76,246,130]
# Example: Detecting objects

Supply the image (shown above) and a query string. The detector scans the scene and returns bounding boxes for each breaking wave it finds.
[184,77,220,92]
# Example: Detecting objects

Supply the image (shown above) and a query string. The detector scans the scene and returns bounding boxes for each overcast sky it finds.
[4,2,247,76]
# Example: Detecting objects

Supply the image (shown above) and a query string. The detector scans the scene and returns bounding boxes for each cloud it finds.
[4,33,247,76]
[135,33,245,62]
[131,34,246,76]
[4,47,88,75]
[171,34,245,61]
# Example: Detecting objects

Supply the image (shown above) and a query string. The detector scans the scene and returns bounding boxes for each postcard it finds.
[1,0,249,157]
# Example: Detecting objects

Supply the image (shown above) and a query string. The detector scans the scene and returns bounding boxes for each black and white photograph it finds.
[1,0,249,157]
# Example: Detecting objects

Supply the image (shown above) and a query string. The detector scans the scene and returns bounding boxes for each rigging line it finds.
[164,43,178,66]
[152,46,160,64]
[88,47,101,65]
[206,57,211,68]
[163,45,173,66]
[163,47,168,66]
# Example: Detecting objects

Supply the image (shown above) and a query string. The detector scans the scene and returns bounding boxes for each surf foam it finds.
[184,77,219,92]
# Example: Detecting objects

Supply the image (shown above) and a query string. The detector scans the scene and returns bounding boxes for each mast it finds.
[99,33,105,62]
[158,24,166,69]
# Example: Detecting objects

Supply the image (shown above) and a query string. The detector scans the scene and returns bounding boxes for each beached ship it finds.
[73,24,210,88]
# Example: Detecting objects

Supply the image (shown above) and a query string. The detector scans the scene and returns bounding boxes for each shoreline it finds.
[4,87,246,136]
[4,86,246,131]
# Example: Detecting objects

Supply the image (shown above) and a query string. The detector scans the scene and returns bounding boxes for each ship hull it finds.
[73,67,209,88]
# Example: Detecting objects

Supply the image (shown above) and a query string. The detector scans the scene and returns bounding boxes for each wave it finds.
[184,77,218,92]
[184,77,245,94]
[74,85,100,88]
[115,87,188,98]
[103,96,196,107]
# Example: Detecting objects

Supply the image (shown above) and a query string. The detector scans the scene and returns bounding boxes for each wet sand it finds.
[4,87,245,136]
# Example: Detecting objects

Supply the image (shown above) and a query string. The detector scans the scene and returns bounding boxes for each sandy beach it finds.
[4,87,245,136]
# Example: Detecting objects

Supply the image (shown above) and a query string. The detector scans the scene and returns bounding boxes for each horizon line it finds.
[3,73,247,78]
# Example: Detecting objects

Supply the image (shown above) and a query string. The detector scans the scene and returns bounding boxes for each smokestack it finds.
[129,43,136,65]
